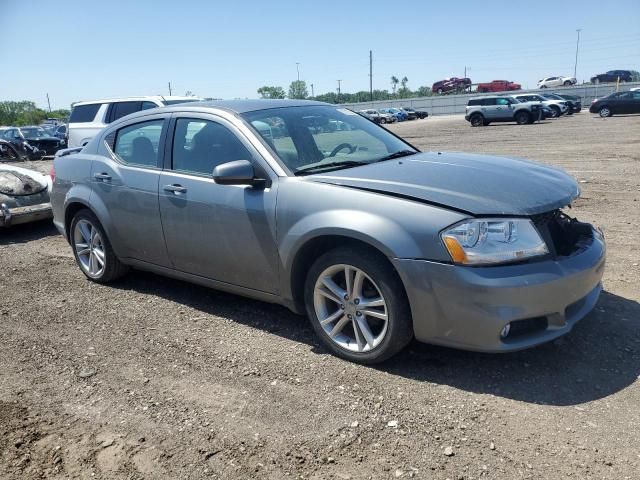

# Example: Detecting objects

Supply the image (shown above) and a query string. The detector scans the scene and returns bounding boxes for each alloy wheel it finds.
[599,107,611,118]
[73,219,106,277]
[313,264,388,353]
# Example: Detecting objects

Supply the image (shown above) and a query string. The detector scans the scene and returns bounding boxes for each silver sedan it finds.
[51,100,605,363]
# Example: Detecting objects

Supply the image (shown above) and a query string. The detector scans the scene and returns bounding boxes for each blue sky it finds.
[1,0,639,109]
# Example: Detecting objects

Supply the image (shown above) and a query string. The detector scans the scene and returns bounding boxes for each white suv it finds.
[67,96,201,147]
[537,76,576,88]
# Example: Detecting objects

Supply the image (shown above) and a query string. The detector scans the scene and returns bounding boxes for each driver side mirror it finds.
[212,160,268,188]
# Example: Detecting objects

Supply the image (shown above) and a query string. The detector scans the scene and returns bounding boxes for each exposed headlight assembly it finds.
[441,218,548,265]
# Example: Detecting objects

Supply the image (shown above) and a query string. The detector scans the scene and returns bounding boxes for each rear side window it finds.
[481,98,497,106]
[113,120,164,168]
[69,103,101,123]
[108,101,143,123]
[468,99,480,106]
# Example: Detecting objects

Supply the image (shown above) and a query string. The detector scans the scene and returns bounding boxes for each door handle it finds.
[94,173,111,181]
[164,184,187,194]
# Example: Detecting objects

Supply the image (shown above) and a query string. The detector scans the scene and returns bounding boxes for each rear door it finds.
[630,91,640,113]
[90,114,171,266]
[481,98,498,119]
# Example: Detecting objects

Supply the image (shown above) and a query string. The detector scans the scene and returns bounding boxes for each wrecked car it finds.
[0,126,65,159]
[0,139,24,161]
[0,164,52,227]
[51,100,605,364]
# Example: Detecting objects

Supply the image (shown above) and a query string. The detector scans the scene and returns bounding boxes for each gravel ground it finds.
[1,112,639,480]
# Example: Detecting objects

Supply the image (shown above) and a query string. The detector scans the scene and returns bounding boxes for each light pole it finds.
[337,80,342,103]
[296,62,300,82]
[574,29,581,81]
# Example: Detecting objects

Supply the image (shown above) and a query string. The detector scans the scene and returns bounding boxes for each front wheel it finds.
[599,106,612,117]
[379,117,386,124]
[70,209,129,283]
[563,81,572,86]
[469,113,484,127]
[550,105,561,118]
[304,247,413,364]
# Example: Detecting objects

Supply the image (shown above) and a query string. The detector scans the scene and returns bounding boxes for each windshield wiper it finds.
[373,150,418,162]
[294,160,365,176]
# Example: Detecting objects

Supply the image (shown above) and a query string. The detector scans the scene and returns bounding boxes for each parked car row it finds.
[359,107,428,123]
[432,69,637,95]
[464,93,576,127]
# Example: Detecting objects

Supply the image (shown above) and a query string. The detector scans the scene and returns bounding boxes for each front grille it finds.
[531,209,593,257]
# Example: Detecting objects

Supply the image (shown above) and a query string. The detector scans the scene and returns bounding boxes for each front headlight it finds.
[441,218,549,265]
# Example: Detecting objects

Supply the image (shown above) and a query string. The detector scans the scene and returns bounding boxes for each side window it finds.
[172,118,252,176]
[69,103,101,123]
[108,101,142,123]
[496,98,509,106]
[113,120,164,167]
[482,98,497,106]
[141,101,157,111]
[468,99,480,106]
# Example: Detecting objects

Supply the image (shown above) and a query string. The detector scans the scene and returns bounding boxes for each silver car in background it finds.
[513,93,569,118]
[51,100,605,363]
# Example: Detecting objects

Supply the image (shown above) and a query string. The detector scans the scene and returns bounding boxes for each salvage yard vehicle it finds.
[476,80,521,93]
[553,93,582,113]
[67,95,203,148]
[512,93,569,118]
[51,99,605,364]
[537,76,576,88]
[0,127,45,160]
[15,125,66,155]
[401,107,428,119]
[432,77,472,94]
[0,164,52,227]
[589,90,640,117]
[590,69,639,84]
[0,139,23,161]
[465,96,542,126]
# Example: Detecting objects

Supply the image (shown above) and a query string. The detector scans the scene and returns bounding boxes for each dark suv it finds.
[590,70,639,84]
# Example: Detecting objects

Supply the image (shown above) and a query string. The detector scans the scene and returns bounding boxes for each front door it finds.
[158,114,280,294]
[90,116,171,267]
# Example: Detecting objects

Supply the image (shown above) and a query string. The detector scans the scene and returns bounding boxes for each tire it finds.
[380,118,386,124]
[437,88,443,94]
[563,80,572,86]
[304,247,413,364]
[469,113,484,127]
[70,209,129,283]
[549,105,561,118]
[515,111,530,125]
[540,85,547,89]
[599,106,612,118]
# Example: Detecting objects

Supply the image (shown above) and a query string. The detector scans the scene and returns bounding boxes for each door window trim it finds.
[164,112,275,182]
[102,115,169,170]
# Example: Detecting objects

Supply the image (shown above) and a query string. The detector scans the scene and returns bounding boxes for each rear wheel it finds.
[599,106,612,117]
[563,80,572,86]
[437,88,443,94]
[70,209,129,283]
[470,113,484,127]
[549,105,561,118]
[380,117,386,124]
[515,111,530,125]
[304,247,413,364]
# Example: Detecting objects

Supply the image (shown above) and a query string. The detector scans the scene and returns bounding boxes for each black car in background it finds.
[0,126,65,156]
[400,107,429,119]
[589,90,640,117]
[553,94,582,113]
[590,70,639,84]
[541,93,580,114]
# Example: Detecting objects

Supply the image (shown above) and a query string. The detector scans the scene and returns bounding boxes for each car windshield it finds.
[20,127,48,138]
[544,94,562,100]
[243,105,416,175]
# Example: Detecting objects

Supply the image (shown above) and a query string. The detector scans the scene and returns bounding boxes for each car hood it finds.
[307,152,579,216]
[25,136,60,142]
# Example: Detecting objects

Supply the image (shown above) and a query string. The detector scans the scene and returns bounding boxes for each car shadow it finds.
[0,219,59,246]
[112,270,639,407]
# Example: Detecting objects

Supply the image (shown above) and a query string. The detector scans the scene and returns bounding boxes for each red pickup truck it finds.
[477,80,521,93]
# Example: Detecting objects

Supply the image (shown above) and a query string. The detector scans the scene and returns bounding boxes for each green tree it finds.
[415,85,433,97]
[0,101,68,126]
[257,86,286,99]
[398,76,412,98]
[288,80,308,99]
[390,76,399,96]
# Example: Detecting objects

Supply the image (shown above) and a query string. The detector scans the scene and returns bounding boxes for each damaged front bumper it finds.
[0,202,52,227]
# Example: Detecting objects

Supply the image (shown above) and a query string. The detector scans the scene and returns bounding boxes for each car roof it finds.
[108,99,333,123]
[72,95,201,106]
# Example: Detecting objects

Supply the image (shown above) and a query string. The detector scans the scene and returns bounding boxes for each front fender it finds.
[280,209,422,274]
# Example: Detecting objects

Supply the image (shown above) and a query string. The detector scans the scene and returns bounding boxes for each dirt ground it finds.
[1,112,639,480]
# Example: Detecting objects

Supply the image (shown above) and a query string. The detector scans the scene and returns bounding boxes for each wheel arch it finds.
[286,234,410,314]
